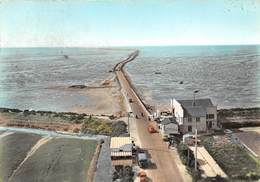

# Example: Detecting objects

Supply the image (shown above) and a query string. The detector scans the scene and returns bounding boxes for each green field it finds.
[0,131,98,182]
[200,135,260,181]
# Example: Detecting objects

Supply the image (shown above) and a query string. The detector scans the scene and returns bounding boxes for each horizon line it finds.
[0,43,260,49]
[1,43,260,49]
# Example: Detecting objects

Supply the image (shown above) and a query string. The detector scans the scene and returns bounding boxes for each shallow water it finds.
[1,46,259,111]
[126,45,260,108]
[0,48,132,111]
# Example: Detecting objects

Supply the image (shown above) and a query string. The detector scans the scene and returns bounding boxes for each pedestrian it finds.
[168,140,172,149]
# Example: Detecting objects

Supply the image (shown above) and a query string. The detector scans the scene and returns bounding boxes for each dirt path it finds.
[115,51,184,182]
[0,131,14,139]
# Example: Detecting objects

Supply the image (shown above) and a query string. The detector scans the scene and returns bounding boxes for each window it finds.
[188,126,192,132]
[206,114,215,119]
[188,117,192,122]
[196,117,200,122]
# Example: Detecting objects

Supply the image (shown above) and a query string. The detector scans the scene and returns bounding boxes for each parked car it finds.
[162,134,169,141]
[137,152,149,168]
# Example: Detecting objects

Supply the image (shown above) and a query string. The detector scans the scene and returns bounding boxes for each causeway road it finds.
[114,50,183,182]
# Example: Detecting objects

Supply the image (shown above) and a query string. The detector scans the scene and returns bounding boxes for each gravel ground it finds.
[93,138,113,182]
[0,132,42,181]
[9,137,97,182]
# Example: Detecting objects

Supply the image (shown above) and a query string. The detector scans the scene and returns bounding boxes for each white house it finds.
[172,98,219,134]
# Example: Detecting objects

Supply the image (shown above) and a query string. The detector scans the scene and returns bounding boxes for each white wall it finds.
[173,99,184,124]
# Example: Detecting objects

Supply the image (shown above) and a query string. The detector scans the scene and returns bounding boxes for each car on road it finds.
[147,122,157,133]
[137,152,149,168]
[138,171,147,182]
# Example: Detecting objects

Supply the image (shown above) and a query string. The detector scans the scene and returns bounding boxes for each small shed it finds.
[159,117,179,135]
[110,137,132,158]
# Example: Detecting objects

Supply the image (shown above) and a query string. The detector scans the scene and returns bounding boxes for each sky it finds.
[0,0,260,47]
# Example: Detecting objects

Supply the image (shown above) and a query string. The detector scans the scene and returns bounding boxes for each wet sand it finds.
[69,76,126,117]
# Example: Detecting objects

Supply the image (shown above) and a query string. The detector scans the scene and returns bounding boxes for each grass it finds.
[1,108,128,136]
[200,135,260,180]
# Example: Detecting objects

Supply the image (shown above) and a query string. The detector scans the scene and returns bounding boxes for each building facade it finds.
[172,98,219,134]
[158,117,179,136]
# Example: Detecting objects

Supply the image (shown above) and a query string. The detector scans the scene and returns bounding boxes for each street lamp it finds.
[193,90,199,107]
[193,90,199,172]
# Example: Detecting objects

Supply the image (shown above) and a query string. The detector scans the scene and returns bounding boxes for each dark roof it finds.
[184,107,206,117]
[178,99,213,108]
[161,117,177,125]
[177,99,214,117]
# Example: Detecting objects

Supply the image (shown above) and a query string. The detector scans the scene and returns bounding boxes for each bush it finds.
[177,143,203,181]
[73,128,80,133]
[81,117,112,135]
[111,121,127,136]
[113,166,134,182]
[201,136,260,180]
[246,171,260,180]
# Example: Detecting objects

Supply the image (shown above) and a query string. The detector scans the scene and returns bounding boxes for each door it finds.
[188,126,192,132]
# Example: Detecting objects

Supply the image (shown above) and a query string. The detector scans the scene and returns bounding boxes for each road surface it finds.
[115,50,183,182]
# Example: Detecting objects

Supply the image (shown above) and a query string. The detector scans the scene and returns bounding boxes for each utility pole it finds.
[195,127,198,172]
[193,90,199,172]
[171,97,174,116]
[127,112,130,133]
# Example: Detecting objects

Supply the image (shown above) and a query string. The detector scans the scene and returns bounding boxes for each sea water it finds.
[0,46,259,111]
[0,47,132,111]
[126,45,260,108]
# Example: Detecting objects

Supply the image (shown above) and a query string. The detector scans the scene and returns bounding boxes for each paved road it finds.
[115,51,183,182]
